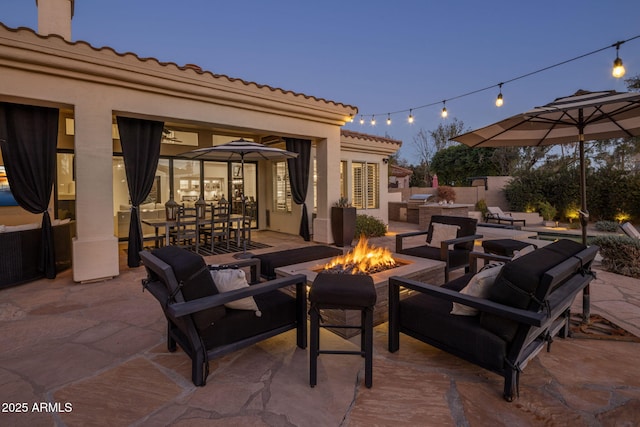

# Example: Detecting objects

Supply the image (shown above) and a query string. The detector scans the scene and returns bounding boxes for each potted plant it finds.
[331,197,356,247]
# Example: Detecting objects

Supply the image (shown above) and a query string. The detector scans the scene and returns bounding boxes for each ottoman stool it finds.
[482,238,537,257]
[309,272,377,388]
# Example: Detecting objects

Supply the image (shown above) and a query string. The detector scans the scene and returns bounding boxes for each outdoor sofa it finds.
[0,219,74,288]
[388,239,598,401]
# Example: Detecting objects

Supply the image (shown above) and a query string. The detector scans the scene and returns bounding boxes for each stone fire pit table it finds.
[275,254,446,338]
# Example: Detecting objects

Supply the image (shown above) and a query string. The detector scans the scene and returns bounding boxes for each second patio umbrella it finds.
[179,138,298,255]
[452,89,640,321]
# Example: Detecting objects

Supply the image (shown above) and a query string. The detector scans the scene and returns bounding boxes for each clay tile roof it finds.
[0,23,358,112]
[340,129,402,146]
[390,164,413,177]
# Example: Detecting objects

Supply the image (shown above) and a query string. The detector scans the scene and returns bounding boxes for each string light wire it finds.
[356,34,640,124]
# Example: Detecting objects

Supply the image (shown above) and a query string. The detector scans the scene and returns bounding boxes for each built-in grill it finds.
[408,193,432,207]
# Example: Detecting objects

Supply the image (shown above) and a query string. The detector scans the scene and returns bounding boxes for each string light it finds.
[495,83,504,107]
[612,41,626,78]
[350,34,639,126]
[349,114,354,122]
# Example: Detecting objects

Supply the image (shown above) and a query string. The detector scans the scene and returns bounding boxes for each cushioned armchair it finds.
[389,239,598,401]
[396,215,482,282]
[140,246,307,386]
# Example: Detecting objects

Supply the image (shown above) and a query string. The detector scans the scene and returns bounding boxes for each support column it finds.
[72,102,119,282]
[313,131,341,244]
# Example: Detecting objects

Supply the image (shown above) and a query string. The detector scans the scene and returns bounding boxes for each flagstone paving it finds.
[0,224,639,426]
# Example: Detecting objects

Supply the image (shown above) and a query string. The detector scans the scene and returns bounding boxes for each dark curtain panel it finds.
[0,102,59,278]
[285,138,311,241]
[116,116,163,267]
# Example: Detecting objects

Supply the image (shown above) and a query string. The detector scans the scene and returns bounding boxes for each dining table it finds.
[142,214,245,249]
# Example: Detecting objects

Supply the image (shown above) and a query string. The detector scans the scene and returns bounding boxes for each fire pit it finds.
[275,237,446,338]
[322,237,399,275]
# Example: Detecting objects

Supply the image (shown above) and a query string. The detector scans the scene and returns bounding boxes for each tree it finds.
[412,118,468,186]
[626,74,640,91]
[411,128,435,185]
[429,118,466,152]
[430,144,501,186]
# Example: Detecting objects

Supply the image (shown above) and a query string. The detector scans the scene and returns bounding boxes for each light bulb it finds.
[359,116,364,125]
[386,114,391,125]
[441,107,448,118]
[613,57,626,78]
[408,110,414,124]
[371,116,376,126]
[349,114,354,123]
[496,92,504,107]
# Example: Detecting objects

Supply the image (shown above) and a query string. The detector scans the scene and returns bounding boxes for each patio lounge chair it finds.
[140,246,307,386]
[388,239,598,401]
[620,221,640,240]
[485,207,526,227]
[396,215,482,282]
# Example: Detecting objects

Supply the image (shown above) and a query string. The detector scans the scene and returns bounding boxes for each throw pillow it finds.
[428,223,460,248]
[512,244,536,259]
[210,269,262,317]
[450,263,504,316]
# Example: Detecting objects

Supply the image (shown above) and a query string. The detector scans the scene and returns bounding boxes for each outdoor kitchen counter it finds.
[418,203,474,230]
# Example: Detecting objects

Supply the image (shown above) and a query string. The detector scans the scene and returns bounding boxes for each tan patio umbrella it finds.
[452,89,640,322]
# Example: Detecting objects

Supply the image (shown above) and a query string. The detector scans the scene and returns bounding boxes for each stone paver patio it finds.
[1,223,639,426]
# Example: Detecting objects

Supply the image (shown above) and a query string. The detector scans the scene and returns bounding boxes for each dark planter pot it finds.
[331,206,356,247]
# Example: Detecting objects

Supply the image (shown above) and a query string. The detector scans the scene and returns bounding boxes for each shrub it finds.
[537,201,557,221]
[595,220,620,232]
[475,199,488,217]
[591,235,640,278]
[355,214,387,238]
[436,185,456,203]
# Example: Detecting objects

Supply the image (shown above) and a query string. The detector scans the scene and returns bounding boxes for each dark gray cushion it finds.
[254,246,343,279]
[152,246,226,330]
[200,289,296,348]
[399,274,508,371]
[310,273,376,308]
[480,239,585,342]
[399,245,470,269]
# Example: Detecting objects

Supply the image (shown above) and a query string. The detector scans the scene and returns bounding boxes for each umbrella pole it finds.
[234,154,252,259]
[579,126,591,324]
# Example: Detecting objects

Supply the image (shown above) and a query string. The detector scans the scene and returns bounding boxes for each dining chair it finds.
[202,201,230,253]
[170,205,199,252]
[232,200,255,248]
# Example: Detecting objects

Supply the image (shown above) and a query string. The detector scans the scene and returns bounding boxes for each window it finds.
[351,162,379,209]
[340,161,347,199]
[313,158,317,213]
[273,161,292,212]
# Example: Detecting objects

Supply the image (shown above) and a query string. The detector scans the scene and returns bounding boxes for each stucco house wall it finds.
[0,11,400,282]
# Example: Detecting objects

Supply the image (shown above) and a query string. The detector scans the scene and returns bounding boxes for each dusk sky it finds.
[2,0,640,161]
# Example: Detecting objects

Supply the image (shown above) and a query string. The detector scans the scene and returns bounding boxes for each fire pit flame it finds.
[324,236,398,275]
